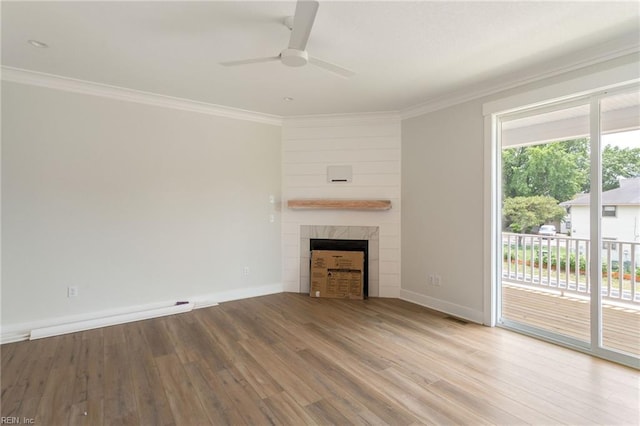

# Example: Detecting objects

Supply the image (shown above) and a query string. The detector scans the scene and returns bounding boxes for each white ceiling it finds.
[2,1,639,117]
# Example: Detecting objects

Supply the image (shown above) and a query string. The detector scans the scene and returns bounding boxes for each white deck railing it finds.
[502,232,640,305]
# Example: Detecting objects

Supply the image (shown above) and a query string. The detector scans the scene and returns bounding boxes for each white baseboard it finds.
[1,283,284,344]
[29,302,195,340]
[399,288,485,324]
[192,283,284,306]
[1,299,185,344]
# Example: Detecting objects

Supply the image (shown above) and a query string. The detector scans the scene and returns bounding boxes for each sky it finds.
[602,129,640,149]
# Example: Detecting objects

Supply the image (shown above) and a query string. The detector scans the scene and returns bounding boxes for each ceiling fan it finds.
[220,0,354,78]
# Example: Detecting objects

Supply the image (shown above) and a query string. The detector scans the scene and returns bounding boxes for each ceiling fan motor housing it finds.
[281,49,308,67]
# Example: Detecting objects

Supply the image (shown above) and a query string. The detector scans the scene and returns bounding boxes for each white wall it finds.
[570,205,640,242]
[401,100,486,321]
[569,207,591,240]
[400,53,640,324]
[2,81,282,331]
[281,114,402,297]
[603,206,640,242]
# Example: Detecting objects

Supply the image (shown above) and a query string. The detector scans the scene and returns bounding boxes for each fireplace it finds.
[299,225,379,296]
[310,238,369,298]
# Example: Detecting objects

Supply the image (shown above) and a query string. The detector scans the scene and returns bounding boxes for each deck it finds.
[502,284,640,356]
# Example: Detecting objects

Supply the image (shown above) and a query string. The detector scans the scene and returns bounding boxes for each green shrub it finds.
[503,245,586,272]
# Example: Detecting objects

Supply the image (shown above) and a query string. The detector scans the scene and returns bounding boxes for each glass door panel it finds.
[500,102,592,345]
[599,90,640,356]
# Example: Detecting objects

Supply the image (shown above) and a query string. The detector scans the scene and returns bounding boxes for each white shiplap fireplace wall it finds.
[281,113,401,297]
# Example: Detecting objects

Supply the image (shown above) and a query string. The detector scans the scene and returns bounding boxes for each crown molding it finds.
[401,44,640,120]
[3,42,638,126]
[1,66,283,126]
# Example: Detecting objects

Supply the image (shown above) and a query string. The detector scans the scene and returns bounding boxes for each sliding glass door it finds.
[500,101,592,347]
[496,86,639,365]
[599,90,640,357]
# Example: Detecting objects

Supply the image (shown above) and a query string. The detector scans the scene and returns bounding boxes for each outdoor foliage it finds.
[503,138,640,200]
[503,248,587,272]
[502,139,589,203]
[502,138,640,233]
[504,247,640,278]
[503,196,565,233]
[601,145,640,191]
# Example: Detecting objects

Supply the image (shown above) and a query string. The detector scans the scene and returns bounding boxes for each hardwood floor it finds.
[502,284,640,355]
[1,293,638,425]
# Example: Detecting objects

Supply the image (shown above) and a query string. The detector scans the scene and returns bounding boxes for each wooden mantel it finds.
[287,199,392,211]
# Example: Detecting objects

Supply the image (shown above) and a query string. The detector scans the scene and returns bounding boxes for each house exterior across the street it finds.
[561,177,640,243]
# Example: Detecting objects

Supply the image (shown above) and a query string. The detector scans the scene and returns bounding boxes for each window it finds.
[602,205,617,217]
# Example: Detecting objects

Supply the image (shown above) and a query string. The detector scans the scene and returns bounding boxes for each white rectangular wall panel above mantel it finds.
[281,114,401,298]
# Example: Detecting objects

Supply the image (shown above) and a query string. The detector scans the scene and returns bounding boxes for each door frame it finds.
[482,61,639,368]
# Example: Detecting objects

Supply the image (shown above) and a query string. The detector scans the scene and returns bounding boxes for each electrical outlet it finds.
[68,286,79,298]
[428,274,434,286]
[242,266,250,277]
[435,275,442,286]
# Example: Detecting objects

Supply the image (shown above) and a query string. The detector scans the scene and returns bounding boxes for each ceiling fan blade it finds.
[220,56,280,67]
[288,0,319,51]
[308,56,355,78]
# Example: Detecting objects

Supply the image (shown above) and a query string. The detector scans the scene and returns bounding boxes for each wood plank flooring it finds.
[1,293,638,425]
[502,284,640,355]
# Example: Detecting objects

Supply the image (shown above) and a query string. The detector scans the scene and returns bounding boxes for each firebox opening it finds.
[310,238,368,298]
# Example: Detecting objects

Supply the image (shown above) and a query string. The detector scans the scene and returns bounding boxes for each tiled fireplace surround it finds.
[299,225,380,296]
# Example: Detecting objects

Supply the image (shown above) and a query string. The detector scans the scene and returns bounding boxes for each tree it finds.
[503,196,566,234]
[502,147,529,198]
[601,145,640,191]
[502,139,589,203]
[501,138,640,235]
[503,138,640,199]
